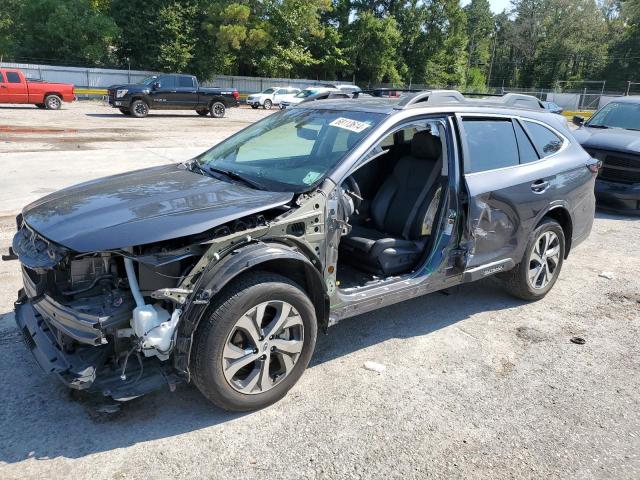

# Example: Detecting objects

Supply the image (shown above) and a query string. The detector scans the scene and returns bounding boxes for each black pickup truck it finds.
[107,73,240,118]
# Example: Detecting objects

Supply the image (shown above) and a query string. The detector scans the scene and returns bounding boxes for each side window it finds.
[523,121,563,157]
[514,121,539,164]
[6,72,21,83]
[462,118,519,173]
[0,72,4,83]
[177,76,194,88]
[158,76,176,89]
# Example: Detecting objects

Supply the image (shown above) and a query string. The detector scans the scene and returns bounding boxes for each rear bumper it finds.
[595,179,640,215]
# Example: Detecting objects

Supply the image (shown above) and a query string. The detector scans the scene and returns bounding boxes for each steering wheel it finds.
[343,175,363,212]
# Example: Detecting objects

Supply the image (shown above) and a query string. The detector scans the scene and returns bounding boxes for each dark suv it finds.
[572,96,640,214]
[7,90,598,411]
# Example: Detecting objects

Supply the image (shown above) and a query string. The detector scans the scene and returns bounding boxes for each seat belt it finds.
[401,158,442,240]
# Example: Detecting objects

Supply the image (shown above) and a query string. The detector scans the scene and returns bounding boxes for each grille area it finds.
[588,149,640,184]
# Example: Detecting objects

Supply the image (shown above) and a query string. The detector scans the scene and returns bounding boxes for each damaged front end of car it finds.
[9,184,331,401]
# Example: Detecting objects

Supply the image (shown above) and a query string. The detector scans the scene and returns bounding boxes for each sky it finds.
[461,0,511,14]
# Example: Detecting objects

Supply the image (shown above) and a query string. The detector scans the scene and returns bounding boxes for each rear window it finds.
[177,76,195,88]
[6,72,21,83]
[523,121,563,157]
[463,118,519,173]
[514,121,539,163]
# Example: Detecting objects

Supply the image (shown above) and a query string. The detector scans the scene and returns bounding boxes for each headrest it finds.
[411,131,441,160]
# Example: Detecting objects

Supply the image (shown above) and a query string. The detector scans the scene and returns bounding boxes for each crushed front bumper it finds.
[14,291,181,400]
[595,179,640,215]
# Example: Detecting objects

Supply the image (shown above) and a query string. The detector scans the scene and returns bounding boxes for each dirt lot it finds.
[0,102,639,479]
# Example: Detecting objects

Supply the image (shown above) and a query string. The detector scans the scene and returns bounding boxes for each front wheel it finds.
[119,108,131,115]
[192,272,317,411]
[35,103,45,109]
[263,99,272,110]
[130,99,149,118]
[501,218,565,301]
[196,109,208,116]
[209,101,226,118]
[251,104,259,109]
[44,94,62,110]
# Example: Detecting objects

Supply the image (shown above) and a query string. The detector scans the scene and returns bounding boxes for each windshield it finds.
[295,89,320,99]
[261,88,276,94]
[587,102,640,130]
[196,108,385,191]
[138,76,158,85]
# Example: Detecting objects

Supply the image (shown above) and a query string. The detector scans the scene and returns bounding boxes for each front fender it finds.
[173,241,328,379]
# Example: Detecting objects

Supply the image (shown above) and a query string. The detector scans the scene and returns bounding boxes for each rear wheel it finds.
[192,272,317,411]
[130,99,149,118]
[263,99,272,110]
[502,218,565,301]
[44,94,62,110]
[209,101,226,118]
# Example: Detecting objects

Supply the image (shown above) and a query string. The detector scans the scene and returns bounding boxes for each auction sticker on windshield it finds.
[329,117,372,133]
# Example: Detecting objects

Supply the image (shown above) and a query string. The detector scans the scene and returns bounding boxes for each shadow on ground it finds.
[0,278,524,462]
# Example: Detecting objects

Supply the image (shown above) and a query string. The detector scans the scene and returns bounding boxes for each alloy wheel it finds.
[46,96,61,109]
[528,231,561,289]
[134,102,148,116]
[212,103,225,117]
[222,300,304,395]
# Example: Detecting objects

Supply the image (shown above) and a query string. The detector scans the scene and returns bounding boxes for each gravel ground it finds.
[0,102,639,479]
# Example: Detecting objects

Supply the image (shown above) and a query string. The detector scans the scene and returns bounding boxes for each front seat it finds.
[340,130,442,276]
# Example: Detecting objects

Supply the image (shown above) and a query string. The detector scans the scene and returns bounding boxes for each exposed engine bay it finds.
[11,194,329,401]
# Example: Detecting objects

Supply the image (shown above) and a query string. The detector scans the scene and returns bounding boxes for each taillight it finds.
[233,90,239,99]
[587,160,602,174]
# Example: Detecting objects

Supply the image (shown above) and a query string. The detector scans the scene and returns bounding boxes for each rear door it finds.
[1,70,28,103]
[174,75,198,107]
[458,114,567,270]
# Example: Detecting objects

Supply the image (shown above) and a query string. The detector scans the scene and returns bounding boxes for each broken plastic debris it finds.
[570,336,586,345]
[599,271,614,280]
[363,361,386,373]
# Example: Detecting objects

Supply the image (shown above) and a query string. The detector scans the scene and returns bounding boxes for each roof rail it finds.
[392,89,544,110]
[395,90,466,109]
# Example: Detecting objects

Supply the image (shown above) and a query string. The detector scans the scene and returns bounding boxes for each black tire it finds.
[44,94,62,110]
[196,109,209,116]
[130,99,149,118]
[209,101,226,118]
[251,104,259,109]
[192,272,318,411]
[263,99,272,110]
[501,218,565,301]
[35,103,45,109]
[119,108,131,115]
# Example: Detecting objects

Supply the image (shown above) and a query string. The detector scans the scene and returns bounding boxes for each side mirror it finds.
[572,115,584,126]
[296,127,318,141]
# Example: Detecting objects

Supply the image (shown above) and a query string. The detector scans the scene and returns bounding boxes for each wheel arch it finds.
[44,91,62,99]
[537,205,573,258]
[174,242,329,380]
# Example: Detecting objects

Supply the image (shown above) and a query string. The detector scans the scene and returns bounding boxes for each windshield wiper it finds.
[205,166,264,190]
[587,124,609,129]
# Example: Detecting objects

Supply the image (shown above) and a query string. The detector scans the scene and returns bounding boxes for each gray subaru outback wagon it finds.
[7,91,598,411]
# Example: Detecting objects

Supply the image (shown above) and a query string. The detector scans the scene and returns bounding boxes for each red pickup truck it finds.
[0,68,75,109]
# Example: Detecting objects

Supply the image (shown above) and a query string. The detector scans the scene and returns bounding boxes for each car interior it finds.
[336,121,447,289]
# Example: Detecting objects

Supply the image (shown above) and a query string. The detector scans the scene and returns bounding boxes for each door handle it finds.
[531,179,550,193]
[0,85,7,89]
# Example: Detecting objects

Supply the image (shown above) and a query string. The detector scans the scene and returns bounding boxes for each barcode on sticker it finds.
[329,117,371,133]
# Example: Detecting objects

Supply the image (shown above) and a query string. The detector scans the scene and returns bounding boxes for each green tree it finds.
[11,0,119,65]
[344,11,405,85]
[464,0,494,89]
